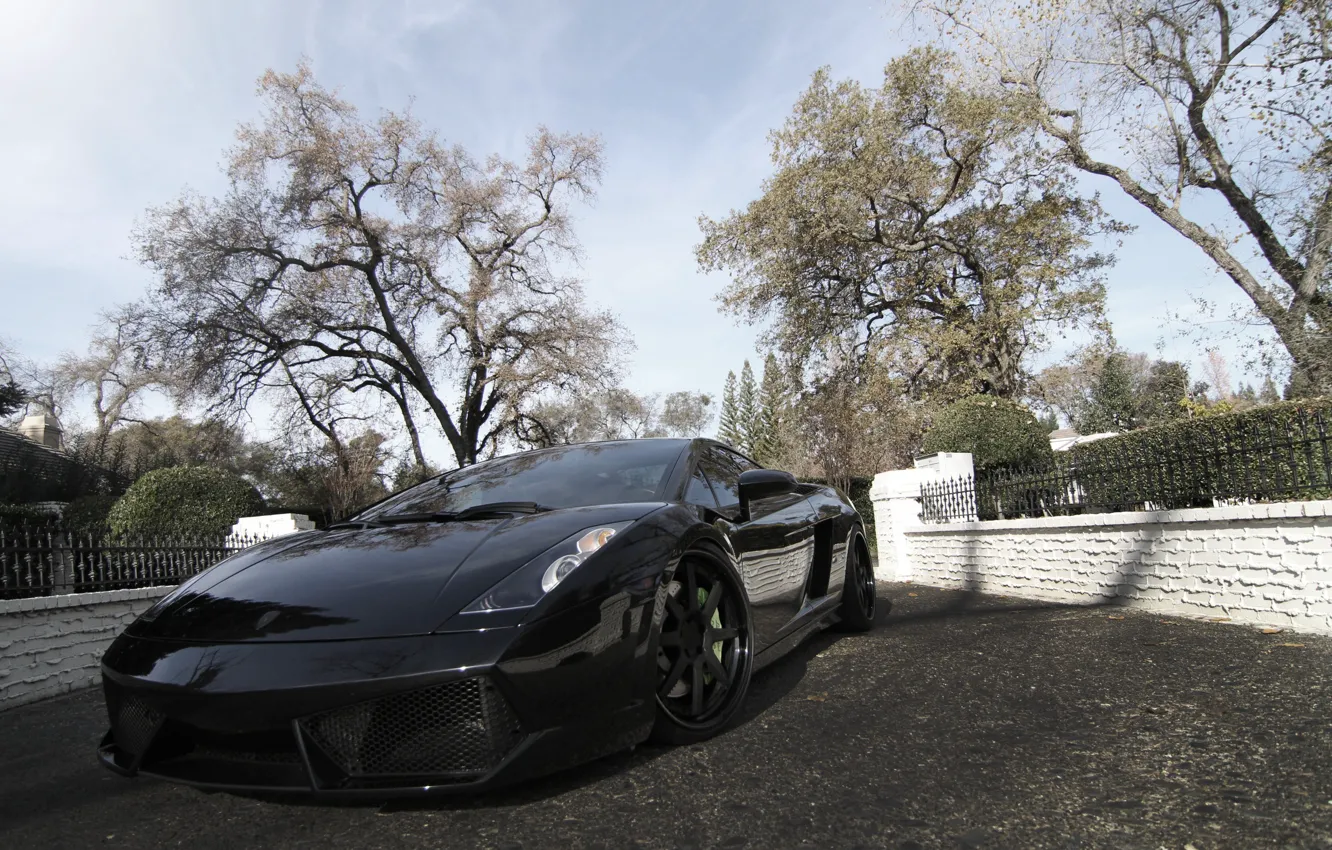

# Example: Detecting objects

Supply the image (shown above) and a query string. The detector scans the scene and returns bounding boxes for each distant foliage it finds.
[922,395,1054,472]
[108,465,265,537]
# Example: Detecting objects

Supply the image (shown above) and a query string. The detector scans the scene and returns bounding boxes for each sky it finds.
[0,0,1273,456]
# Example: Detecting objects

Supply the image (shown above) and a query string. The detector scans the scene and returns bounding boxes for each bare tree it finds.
[51,307,165,440]
[519,387,715,446]
[658,391,715,438]
[928,0,1332,391]
[134,63,627,468]
[1203,348,1234,401]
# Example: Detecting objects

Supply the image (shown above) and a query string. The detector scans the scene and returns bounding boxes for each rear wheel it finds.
[834,535,876,632]
[649,550,754,744]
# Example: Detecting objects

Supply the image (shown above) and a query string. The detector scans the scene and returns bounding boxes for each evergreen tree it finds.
[1135,360,1189,428]
[1258,376,1281,405]
[718,371,742,447]
[0,381,25,419]
[1285,368,1317,401]
[736,360,759,455]
[754,353,787,465]
[1078,352,1137,433]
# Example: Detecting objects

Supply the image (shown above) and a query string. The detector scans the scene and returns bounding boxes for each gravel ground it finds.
[3,583,1331,849]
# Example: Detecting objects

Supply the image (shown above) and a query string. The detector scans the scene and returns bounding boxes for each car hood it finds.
[130,503,664,643]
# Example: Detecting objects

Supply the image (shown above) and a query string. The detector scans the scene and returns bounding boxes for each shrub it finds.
[1068,397,1332,509]
[0,503,57,525]
[108,466,265,538]
[921,395,1054,472]
[62,493,119,534]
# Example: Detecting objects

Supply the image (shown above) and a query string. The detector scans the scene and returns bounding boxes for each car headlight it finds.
[462,522,632,613]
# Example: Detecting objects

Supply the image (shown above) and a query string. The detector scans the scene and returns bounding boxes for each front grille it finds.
[182,727,303,764]
[114,694,163,758]
[299,677,523,778]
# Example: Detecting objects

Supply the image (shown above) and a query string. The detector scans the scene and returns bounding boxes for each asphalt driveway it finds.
[2,584,1331,849]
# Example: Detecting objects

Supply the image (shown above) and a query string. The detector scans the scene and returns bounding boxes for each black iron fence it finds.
[920,409,1332,523]
[0,522,264,601]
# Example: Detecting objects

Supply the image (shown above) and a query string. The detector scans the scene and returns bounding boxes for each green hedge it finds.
[922,395,1054,472]
[1068,398,1332,510]
[108,466,265,537]
[0,503,59,524]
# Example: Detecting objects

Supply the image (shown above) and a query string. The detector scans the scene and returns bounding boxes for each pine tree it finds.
[1078,352,1137,433]
[718,371,742,446]
[736,360,759,455]
[1136,360,1189,427]
[754,353,786,465]
[1258,375,1280,405]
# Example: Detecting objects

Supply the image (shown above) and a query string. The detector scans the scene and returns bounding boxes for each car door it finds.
[696,446,816,649]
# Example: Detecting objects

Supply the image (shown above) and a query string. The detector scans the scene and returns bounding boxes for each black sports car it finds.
[98,438,879,796]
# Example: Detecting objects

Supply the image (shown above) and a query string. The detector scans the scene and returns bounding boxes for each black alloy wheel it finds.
[650,550,754,744]
[834,535,876,632]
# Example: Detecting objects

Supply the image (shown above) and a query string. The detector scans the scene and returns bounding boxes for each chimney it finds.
[17,405,63,451]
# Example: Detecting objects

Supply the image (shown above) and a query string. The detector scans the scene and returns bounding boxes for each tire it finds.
[833,533,876,632]
[649,548,755,745]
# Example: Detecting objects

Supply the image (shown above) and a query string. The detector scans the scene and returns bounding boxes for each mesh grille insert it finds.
[300,677,523,778]
[115,695,163,758]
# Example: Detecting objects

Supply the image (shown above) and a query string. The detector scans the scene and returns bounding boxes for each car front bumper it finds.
[97,593,658,796]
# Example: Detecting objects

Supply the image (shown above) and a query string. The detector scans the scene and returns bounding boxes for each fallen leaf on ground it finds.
[907,592,918,597]
[1108,615,1126,620]
[1262,628,1282,634]
[1210,617,1231,622]
[1276,642,1306,648]
[806,693,827,702]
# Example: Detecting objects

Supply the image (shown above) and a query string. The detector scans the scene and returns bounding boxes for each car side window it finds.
[699,449,743,510]
[685,466,719,509]
[722,449,761,474]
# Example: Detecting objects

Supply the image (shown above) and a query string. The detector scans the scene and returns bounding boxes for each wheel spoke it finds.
[684,563,700,614]
[701,582,723,621]
[703,646,727,681]
[665,594,686,621]
[690,657,705,716]
[658,630,681,648]
[659,653,689,699]
[710,626,739,641]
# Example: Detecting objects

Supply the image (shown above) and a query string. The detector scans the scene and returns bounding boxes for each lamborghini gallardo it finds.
[98,438,879,795]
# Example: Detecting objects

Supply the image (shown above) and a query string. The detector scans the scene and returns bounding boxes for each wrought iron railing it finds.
[920,408,1332,524]
[0,523,265,600]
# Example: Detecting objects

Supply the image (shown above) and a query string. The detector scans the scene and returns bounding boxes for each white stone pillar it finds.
[871,452,975,581]
[871,468,925,581]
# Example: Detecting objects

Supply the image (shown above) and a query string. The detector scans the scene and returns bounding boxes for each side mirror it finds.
[737,469,798,520]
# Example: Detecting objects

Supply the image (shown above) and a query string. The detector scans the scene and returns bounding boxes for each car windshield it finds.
[357,440,689,519]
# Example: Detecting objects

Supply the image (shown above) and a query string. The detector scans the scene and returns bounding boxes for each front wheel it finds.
[833,535,876,632]
[649,549,754,745]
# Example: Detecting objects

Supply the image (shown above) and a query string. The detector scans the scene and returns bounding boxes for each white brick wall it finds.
[901,501,1332,634]
[0,586,173,711]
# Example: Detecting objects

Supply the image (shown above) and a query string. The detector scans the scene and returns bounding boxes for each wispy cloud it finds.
[0,0,1264,439]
